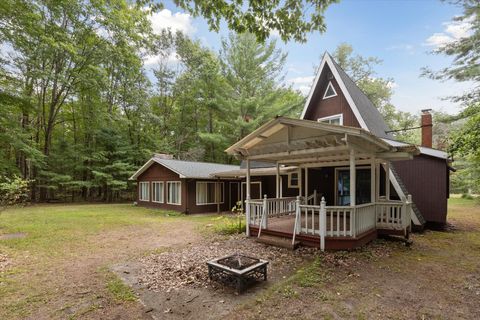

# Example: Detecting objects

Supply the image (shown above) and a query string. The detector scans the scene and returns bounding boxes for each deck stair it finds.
[390,166,425,226]
[256,234,300,250]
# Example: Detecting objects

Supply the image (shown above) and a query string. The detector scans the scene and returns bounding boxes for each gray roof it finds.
[329,55,393,139]
[129,157,240,180]
[240,160,275,169]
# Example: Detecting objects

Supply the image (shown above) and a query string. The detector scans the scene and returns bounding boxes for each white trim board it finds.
[300,53,369,131]
[322,81,337,99]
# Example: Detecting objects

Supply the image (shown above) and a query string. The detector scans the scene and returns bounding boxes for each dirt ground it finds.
[120,199,480,320]
[1,200,479,319]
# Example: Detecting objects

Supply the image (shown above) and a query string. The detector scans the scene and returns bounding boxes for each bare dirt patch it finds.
[0,232,27,240]
[114,234,317,320]
[0,252,12,272]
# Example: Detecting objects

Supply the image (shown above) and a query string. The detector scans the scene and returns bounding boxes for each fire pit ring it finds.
[207,254,268,293]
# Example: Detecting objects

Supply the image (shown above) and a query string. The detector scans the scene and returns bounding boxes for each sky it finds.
[146,0,474,115]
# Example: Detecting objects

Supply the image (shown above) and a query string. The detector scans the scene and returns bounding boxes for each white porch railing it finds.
[375,195,412,232]
[247,196,296,237]
[355,203,377,236]
[247,195,412,250]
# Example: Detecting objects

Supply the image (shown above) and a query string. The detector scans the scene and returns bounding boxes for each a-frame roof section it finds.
[300,53,392,139]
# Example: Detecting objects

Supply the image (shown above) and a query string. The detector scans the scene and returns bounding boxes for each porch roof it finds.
[213,165,298,178]
[225,117,419,167]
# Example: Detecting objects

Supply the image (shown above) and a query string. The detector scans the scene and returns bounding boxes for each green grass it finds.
[448,196,478,206]
[105,271,137,302]
[0,203,213,256]
[0,203,221,319]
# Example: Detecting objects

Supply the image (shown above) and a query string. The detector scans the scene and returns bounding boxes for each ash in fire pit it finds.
[207,254,268,293]
[217,254,260,270]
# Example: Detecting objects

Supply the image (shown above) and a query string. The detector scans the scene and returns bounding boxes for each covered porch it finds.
[225,117,418,251]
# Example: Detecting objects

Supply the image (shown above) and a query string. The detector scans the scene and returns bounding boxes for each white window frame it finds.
[152,181,164,203]
[318,113,343,126]
[196,181,224,205]
[288,171,300,188]
[167,181,182,205]
[139,182,150,201]
[322,81,337,99]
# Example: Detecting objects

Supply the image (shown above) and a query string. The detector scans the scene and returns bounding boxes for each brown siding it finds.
[186,179,238,214]
[392,155,449,224]
[136,162,241,214]
[136,163,187,212]
[303,65,361,128]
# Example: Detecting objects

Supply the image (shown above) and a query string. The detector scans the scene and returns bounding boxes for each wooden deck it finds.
[250,214,377,250]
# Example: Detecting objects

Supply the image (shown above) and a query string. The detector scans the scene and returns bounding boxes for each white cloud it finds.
[144,51,179,66]
[143,9,195,68]
[148,9,195,35]
[287,76,315,95]
[386,44,415,55]
[425,18,473,48]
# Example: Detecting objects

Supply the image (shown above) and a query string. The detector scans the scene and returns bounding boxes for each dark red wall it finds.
[393,155,449,224]
[303,65,360,128]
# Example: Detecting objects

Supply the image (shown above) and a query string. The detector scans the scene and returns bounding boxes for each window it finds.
[139,182,150,201]
[322,81,337,99]
[318,114,343,126]
[152,182,164,203]
[167,181,181,205]
[196,182,224,205]
[288,172,299,188]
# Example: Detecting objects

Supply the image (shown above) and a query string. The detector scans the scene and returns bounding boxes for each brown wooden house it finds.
[131,53,452,250]
[129,155,240,214]
[217,53,452,250]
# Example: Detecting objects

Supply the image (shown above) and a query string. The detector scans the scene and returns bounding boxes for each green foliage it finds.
[173,0,338,43]
[212,216,246,235]
[0,175,31,208]
[423,2,480,193]
[422,0,479,104]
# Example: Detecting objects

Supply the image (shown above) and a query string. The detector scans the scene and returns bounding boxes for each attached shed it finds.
[129,156,240,214]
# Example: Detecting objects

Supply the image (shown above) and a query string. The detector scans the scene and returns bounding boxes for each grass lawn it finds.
[1,199,479,319]
[0,204,217,319]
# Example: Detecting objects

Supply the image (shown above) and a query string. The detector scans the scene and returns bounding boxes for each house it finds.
[131,53,452,250]
[129,154,240,214]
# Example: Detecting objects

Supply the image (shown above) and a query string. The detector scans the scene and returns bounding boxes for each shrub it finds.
[213,216,246,235]
[0,175,31,209]
[461,193,474,200]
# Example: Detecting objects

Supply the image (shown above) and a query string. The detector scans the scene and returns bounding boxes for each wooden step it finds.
[255,234,300,250]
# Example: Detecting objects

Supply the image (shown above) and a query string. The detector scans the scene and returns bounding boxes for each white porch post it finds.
[350,149,356,206]
[320,197,326,251]
[375,161,380,201]
[370,157,375,204]
[385,161,390,200]
[246,159,251,236]
[305,167,309,201]
[280,175,283,198]
[299,168,303,199]
[275,162,280,198]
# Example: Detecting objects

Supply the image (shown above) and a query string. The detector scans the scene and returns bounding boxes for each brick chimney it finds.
[421,109,432,148]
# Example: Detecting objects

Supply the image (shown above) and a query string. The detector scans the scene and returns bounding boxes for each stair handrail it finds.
[257,195,268,238]
[291,196,301,246]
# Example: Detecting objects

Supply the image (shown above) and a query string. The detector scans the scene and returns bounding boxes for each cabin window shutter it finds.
[323,81,337,99]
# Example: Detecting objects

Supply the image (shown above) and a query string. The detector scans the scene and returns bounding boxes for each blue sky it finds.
[148,0,473,115]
